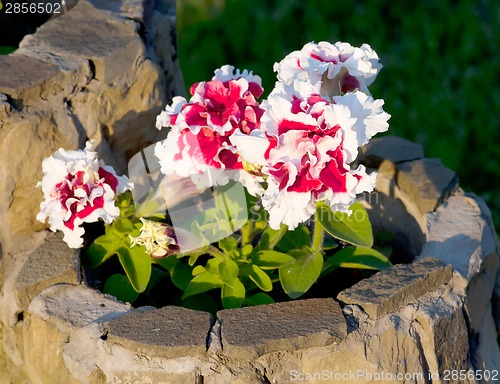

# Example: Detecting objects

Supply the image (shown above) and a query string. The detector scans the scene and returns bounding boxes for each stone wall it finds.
[0,136,499,383]
[0,0,184,255]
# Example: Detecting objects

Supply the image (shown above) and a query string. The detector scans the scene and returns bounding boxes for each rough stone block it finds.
[20,1,142,82]
[397,158,459,214]
[0,54,60,98]
[28,284,131,331]
[24,284,131,383]
[361,135,424,167]
[217,298,346,359]
[16,231,80,308]
[337,257,453,319]
[421,194,498,281]
[105,306,213,359]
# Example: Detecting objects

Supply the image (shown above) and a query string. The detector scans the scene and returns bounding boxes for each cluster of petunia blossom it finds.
[36,41,390,249]
[129,218,177,257]
[37,142,133,248]
[155,41,390,230]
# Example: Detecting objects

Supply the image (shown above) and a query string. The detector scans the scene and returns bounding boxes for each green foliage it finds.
[322,246,392,276]
[85,191,391,311]
[316,202,374,248]
[279,247,323,299]
[174,200,388,307]
[177,0,500,234]
[103,274,140,304]
[0,46,16,55]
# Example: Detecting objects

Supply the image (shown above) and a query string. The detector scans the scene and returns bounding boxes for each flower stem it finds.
[207,245,226,261]
[311,214,324,252]
[267,224,288,249]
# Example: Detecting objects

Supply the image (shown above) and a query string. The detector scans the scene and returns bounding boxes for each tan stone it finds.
[361,135,424,167]
[16,231,80,309]
[23,314,80,384]
[337,257,453,319]
[397,158,459,214]
[105,306,213,359]
[217,298,347,360]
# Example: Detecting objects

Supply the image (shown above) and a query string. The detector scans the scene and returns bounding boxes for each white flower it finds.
[274,41,382,97]
[129,218,177,257]
[333,91,390,146]
[154,65,266,196]
[258,94,378,229]
[37,141,133,248]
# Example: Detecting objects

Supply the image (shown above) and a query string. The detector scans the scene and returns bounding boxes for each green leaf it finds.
[83,242,115,269]
[323,246,392,274]
[316,202,373,247]
[0,46,16,55]
[153,255,178,272]
[322,235,339,250]
[241,244,253,257]
[113,218,134,233]
[192,265,206,276]
[94,234,122,249]
[171,261,194,291]
[214,180,248,230]
[116,246,151,293]
[252,250,296,270]
[218,259,239,286]
[221,278,245,309]
[279,248,323,299]
[255,224,288,250]
[188,252,202,266]
[183,272,222,299]
[103,274,139,304]
[205,257,222,274]
[243,292,274,306]
[182,293,218,313]
[240,264,273,292]
[218,236,238,254]
[275,225,311,252]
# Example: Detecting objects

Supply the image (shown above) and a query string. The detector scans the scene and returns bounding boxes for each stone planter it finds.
[1,2,499,384]
[1,133,499,384]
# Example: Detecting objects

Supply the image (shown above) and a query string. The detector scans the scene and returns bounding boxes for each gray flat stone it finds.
[397,158,459,214]
[28,284,131,329]
[20,0,143,82]
[0,54,60,97]
[217,298,346,359]
[337,257,453,319]
[105,306,213,358]
[361,135,424,167]
[16,232,80,308]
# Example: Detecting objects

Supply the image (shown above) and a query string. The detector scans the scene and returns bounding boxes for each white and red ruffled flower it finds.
[234,93,386,230]
[155,65,266,195]
[274,41,382,98]
[37,142,133,248]
[155,43,389,230]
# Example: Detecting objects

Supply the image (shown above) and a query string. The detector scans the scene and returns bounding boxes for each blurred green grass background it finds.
[177,0,500,232]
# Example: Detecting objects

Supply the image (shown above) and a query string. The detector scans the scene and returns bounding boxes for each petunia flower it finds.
[242,93,384,230]
[129,218,177,258]
[274,41,382,98]
[155,65,266,196]
[37,141,133,248]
